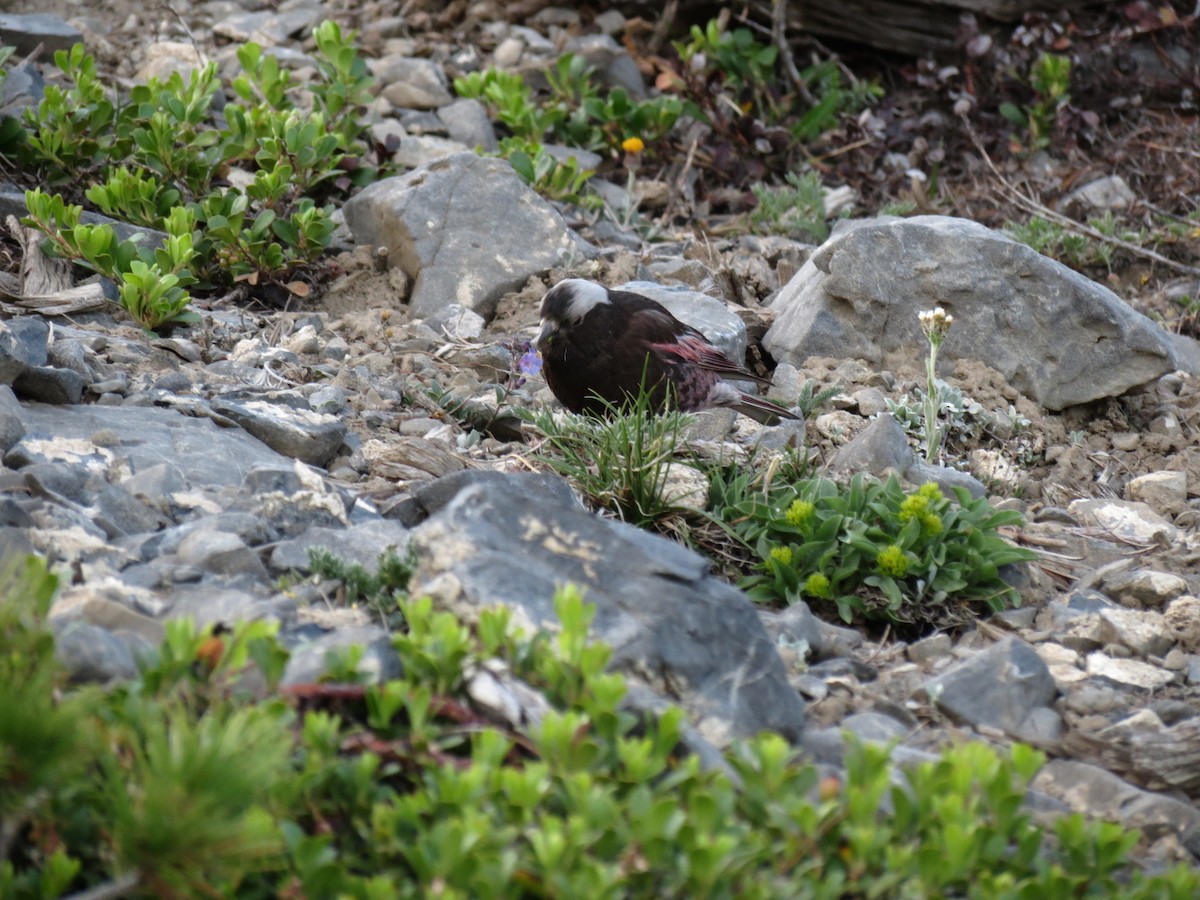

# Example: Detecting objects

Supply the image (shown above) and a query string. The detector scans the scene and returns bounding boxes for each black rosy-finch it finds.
[536,279,798,424]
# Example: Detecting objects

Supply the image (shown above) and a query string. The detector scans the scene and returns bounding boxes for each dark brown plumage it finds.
[536,279,798,424]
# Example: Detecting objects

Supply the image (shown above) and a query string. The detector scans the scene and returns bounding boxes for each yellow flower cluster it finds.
[876,544,909,578]
[897,484,945,537]
[785,499,816,528]
[803,572,831,599]
[769,545,793,566]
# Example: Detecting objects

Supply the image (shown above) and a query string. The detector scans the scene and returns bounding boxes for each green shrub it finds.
[749,171,830,243]
[4,20,379,332]
[455,53,681,157]
[1,554,1196,897]
[712,471,1038,625]
[1000,52,1071,154]
[671,19,881,145]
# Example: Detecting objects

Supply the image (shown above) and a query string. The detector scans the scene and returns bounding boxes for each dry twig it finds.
[963,119,1200,277]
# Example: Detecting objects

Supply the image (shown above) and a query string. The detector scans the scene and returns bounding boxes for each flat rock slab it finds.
[764,216,1185,411]
[0,13,82,58]
[210,397,346,468]
[407,472,806,747]
[7,402,292,489]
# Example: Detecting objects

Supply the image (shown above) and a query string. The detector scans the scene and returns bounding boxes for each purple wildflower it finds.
[519,345,543,378]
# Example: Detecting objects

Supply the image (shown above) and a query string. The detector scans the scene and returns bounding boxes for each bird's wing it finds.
[649,328,770,383]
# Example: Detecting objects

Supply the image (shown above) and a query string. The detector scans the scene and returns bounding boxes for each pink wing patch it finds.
[651,332,750,377]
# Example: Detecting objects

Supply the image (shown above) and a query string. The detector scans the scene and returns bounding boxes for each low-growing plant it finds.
[3,553,1197,898]
[305,545,416,630]
[1000,52,1071,153]
[520,384,696,527]
[749,171,831,243]
[454,52,681,158]
[24,188,200,331]
[794,377,842,419]
[712,471,1038,625]
[500,138,596,204]
[669,17,881,166]
[1004,213,1147,272]
[6,21,378,332]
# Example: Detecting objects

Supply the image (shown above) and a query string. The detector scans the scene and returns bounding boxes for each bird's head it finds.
[537,279,610,350]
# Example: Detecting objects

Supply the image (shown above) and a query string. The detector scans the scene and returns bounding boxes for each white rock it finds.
[1164,595,1200,651]
[661,463,709,511]
[1126,470,1188,516]
[1035,642,1080,667]
[137,41,207,83]
[1096,607,1171,658]
[1085,652,1175,689]
[1067,498,1177,546]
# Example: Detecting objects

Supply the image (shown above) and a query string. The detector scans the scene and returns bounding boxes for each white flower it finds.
[919,307,954,338]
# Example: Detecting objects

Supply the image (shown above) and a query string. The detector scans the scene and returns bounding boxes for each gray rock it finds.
[53,621,138,683]
[13,365,87,404]
[1126,470,1188,517]
[829,413,913,474]
[764,216,1183,410]
[0,316,49,383]
[922,636,1059,741]
[46,338,98,381]
[397,110,445,135]
[375,57,455,109]
[436,98,498,152]
[343,153,595,320]
[616,280,747,364]
[759,600,863,661]
[1059,175,1136,214]
[0,385,24,452]
[907,633,953,664]
[393,134,469,169]
[644,258,712,288]
[270,519,410,574]
[92,483,168,538]
[566,33,647,99]
[209,396,346,467]
[840,711,911,742]
[407,473,806,746]
[0,60,44,115]
[1067,499,1178,548]
[166,583,290,629]
[9,403,293,489]
[281,624,402,686]
[174,528,271,582]
[212,7,322,45]
[1033,759,1200,857]
[398,470,581,526]
[1102,567,1189,609]
[829,413,987,498]
[421,303,487,341]
[0,13,82,58]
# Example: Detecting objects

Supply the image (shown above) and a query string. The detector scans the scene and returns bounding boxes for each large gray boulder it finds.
[407,472,806,747]
[343,153,595,320]
[763,216,1187,411]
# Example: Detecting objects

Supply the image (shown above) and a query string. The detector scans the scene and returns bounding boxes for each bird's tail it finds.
[733,393,800,425]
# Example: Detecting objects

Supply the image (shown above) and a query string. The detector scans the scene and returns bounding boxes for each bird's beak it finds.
[536,319,556,350]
